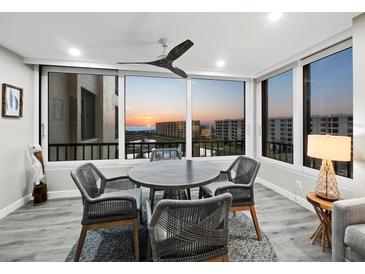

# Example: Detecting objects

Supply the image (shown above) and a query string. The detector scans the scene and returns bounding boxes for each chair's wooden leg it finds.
[249,206,263,241]
[187,188,191,200]
[206,253,229,262]
[149,188,155,210]
[146,235,152,261]
[74,225,88,262]
[133,218,140,262]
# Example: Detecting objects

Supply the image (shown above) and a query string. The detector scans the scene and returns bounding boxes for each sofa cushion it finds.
[345,247,365,262]
[344,224,365,258]
[201,181,235,197]
[201,180,252,206]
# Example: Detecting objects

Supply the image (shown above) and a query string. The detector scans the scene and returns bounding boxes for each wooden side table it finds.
[306,192,334,252]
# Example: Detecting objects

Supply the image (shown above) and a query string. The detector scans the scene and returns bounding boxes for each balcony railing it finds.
[306,157,352,179]
[126,142,186,159]
[192,140,245,157]
[264,141,293,163]
[49,143,119,161]
[264,141,352,178]
[48,140,245,161]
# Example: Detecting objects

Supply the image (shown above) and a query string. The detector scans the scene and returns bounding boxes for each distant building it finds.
[267,114,353,144]
[200,126,211,138]
[156,120,200,139]
[267,117,293,144]
[49,73,119,144]
[310,114,353,136]
[215,119,245,141]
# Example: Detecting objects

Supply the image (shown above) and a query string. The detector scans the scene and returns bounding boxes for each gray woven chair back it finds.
[228,156,260,185]
[71,163,104,199]
[150,148,182,162]
[149,193,232,262]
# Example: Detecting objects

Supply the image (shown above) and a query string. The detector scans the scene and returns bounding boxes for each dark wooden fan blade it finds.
[166,66,189,78]
[166,39,194,61]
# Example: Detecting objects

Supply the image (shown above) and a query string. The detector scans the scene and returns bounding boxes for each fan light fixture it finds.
[216,60,226,68]
[268,12,283,22]
[69,47,81,57]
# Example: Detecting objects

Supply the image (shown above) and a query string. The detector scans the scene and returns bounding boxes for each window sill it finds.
[80,138,99,143]
[44,156,239,171]
[192,155,241,162]
[259,156,297,171]
[259,156,354,185]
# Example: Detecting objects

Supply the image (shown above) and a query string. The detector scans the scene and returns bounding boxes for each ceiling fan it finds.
[117,38,194,78]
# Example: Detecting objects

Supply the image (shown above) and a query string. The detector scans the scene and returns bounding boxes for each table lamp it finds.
[307,134,351,201]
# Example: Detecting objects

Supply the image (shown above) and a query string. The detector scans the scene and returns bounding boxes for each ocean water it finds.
[126,126,156,132]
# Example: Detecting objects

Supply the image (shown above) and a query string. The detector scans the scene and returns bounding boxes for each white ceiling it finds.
[0,12,358,77]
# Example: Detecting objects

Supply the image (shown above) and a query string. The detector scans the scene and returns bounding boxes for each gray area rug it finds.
[65,212,278,262]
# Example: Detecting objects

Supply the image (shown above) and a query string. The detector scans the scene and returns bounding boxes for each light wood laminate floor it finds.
[0,184,331,262]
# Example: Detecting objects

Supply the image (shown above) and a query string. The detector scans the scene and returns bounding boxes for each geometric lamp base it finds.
[314,159,341,201]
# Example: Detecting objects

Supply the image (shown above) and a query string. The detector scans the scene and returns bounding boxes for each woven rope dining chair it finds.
[149,148,192,204]
[150,148,182,161]
[146,193,232,262]
[199,156,263,241]
[71,163,141,261]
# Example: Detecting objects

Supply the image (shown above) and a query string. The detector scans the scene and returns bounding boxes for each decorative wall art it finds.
[2,83,23,118]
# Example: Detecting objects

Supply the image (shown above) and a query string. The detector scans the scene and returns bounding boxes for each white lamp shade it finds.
[307,135,351,161]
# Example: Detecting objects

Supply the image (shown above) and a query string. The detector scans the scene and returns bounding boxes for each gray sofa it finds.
[332,197,365,261]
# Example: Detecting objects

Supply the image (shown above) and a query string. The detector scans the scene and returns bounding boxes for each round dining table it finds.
[128,159,221,207]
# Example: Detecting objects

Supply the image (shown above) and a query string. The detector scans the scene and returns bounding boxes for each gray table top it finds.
[128,160,221,189]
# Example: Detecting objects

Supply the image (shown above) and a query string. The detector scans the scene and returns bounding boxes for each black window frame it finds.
[302,47,353,178]
[191,78,246,157]
[261,70,294,164]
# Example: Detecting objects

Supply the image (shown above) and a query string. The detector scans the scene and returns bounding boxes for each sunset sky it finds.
[125,76,186,127]
[125,48,352,129]
[309,47,353,116]
[192,79,245,125]
[267,70,293,118]
[266,47,353,118]
[125,76,245,128]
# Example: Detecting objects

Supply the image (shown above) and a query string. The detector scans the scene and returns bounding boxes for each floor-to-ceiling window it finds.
[303,47,353,178]
[124,75,186,159]
[261,70,294,164]
[191,79,245,157]
[45,69,249,163]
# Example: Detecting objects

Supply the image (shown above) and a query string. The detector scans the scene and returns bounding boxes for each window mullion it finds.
[186,78,192,159]
[293,65,303,168]
[119,73,125,162]
[245,79,255,157]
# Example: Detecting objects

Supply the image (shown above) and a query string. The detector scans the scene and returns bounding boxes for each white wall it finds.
[0,46,35,212]
[352,13,365,195]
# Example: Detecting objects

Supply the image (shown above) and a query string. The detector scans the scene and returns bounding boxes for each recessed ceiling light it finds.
[216,60,226,68]
[268,12,283,22]
[68,47,81,57]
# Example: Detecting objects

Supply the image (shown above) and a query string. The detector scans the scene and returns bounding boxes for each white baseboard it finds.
[256,177,314,213]
[0,194,33,219]
[0,190,81,220]
[1,181,314,220]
